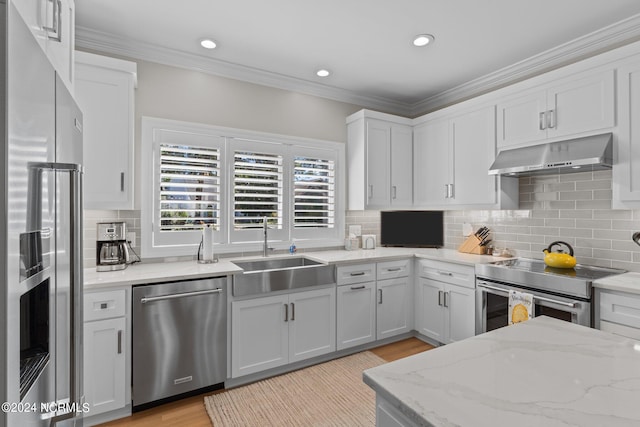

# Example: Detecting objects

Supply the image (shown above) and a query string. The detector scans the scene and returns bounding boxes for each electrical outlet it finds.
[348,225,362,237]
[126,231,136,247]
[462,223,473,237]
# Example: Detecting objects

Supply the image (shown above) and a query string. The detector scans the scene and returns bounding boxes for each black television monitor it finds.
[380,210,444,248]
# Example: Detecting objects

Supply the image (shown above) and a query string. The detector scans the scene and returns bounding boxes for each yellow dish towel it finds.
[508,290,534,325]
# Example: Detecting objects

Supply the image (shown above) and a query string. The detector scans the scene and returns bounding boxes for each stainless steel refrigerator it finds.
[1,2,84,426]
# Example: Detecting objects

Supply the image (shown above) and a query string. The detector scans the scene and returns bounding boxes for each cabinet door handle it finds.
[449,183,454,199]
[44,0,62,42]
[386,267,402,272]
[444,184,449,199]
[120,172,125,192]
[368,184,373,199]
[350,285,366,290]
[539,111,547,130]
[392,185,397,199]
[438,290,443,306]
[378,289,383,304]
[117,330,123,354]
[290,302,295,321]
[438,271,453,277]
[350,272,366,277]
[547,109,555,129]
[284,303,289,322]
[444,292,449,308]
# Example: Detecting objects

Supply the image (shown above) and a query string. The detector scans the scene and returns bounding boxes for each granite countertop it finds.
[594,272,640,295]
[84,247,503,288]
[364,316,640,427]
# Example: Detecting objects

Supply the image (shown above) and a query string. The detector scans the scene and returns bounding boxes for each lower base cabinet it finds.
[416,278,475,344]
[337,282,376,350]
[83,289,128,419]
[376,395,419,427]
[377,277,412,340]
[231,287,336,378]
[596,288,640,340]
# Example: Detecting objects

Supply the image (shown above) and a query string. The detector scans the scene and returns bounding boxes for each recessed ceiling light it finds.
[316,69,331,77]
[200,39,217,49]
[413,34,435,47]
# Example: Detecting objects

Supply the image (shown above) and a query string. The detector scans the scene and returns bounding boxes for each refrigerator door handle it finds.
[29,162,83,425]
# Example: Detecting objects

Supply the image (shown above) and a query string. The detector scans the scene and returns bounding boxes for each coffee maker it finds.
[96,222,130,271]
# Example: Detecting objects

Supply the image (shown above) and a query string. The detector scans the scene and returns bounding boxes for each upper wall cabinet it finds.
[496,68,615,149]
[13,0,76,91]
[413,105,518,209]
[347,111,413,210]
[75,52,137,210]
[614,55,640,208]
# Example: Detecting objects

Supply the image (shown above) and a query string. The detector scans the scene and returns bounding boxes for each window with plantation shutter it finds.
[142,118,344,257]
[233,150,284,230]
[159,144,221,231]
[293,156,335,229]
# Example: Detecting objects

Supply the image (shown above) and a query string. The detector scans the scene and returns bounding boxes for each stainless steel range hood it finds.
[488,133,613,176]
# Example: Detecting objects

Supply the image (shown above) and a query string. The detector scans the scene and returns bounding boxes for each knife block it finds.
[458,235,486,255]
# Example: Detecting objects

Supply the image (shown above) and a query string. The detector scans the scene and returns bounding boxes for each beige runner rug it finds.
[204,351,385,426]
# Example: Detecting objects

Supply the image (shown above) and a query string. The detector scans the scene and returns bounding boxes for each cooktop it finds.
[476,258,626,299]
[489,258,624,281]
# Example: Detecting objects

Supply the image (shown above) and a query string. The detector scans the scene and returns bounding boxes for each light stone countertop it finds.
[363,316,640,427]
[594,272,640,295]
[84,247,505,289]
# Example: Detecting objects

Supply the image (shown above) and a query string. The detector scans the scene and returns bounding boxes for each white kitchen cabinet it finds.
[595,288,640,340]
[415,260,475,344]
[336,263,376,351]
[75,51,137,210]
[231,287,336,378]
[497,68,615,148]
[83,289,127,417]
[337,282,376,351]
[376,277,412,340]
[347,110,413,210]
[614,57,640,208]
[376,259,412,340]
[413,105,516,209]
[376,395,418,427]
[288,288,336,363]
[13,0,75,91]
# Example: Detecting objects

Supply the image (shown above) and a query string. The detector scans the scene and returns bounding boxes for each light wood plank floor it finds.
[98,337,434,427]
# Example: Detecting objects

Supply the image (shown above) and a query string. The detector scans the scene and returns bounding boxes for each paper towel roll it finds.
[202,226,214,261]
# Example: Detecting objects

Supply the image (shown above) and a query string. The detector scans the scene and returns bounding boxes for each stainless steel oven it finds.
[476,278,590,333]
[475,259,624,334]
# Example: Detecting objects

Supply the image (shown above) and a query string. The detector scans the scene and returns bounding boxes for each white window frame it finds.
[141,117,345,258]
[228,138,289,244]
[141,119,227,257]
[290,145,339,241]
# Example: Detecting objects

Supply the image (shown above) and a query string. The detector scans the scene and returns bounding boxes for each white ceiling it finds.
[75,0,640,115]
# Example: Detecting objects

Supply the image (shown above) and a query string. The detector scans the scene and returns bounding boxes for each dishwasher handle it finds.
[141,288,223,304]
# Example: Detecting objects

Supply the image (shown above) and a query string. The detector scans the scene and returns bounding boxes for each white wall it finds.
[83,53,365,267]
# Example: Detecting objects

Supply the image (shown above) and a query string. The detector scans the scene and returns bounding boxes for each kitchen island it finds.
[364,316,640,426]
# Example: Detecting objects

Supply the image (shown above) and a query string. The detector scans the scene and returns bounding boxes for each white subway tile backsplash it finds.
[575,200,612,209]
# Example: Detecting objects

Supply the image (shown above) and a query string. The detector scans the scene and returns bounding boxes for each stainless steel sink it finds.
[233,257,322,272]
[231,257,335,296]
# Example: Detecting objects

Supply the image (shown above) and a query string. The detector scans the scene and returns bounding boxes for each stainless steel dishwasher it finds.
[132,277,226,410]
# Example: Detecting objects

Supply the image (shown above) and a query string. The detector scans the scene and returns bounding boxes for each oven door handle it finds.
[477,282,578,308]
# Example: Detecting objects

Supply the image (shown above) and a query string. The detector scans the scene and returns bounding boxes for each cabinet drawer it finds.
[599,291,640,329]
[336,263,376,286]
[599,319,640,341]
[377,259,410,280]
[418,259,475,289]
[84,289,126,321]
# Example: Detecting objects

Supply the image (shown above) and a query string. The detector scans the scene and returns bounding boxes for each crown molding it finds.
[409,13,640,116]
[77,13,640,119]
[75,26,414,117]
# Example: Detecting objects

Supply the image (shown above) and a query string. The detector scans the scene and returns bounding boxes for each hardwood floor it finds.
[98,337,434,427]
